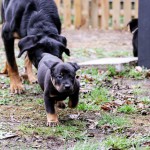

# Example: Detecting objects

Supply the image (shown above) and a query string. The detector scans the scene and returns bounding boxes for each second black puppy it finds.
[37,53,80,126]
[128,19,138,57]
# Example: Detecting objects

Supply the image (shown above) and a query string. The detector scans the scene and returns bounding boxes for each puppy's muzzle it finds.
[64,84,71,90]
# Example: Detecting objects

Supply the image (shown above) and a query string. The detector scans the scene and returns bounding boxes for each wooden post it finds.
[74,0,82,28]
[55,0,60,8]
[101,0,109,30]
[135,0,139,18]
[124,0,132,25]
[81,0,90,28]
[113,0,120,30]
[55,0,61,16]
[91,0,99,28]
[63,0,71,28]
[138,0,150,68]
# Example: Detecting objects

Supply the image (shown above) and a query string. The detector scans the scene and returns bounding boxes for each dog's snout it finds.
[65,84,70,89]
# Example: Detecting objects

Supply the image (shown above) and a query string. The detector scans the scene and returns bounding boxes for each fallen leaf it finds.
[0,131,18,140]
[137,102,145,109]
[113,100,124,106]
[68,113,80,120]
[101,103,112,111]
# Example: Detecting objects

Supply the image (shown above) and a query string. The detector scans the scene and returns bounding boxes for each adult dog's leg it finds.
[24,55,37,84]
[2,23,24,94]
[0,62,8,74]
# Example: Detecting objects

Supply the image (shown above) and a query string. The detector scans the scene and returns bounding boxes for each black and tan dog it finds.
[128,19,138,57]
[1,0,69,93]
[37,53,80,126]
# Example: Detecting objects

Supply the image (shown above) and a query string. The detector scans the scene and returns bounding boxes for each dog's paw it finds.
[10,77,24,94]
[10,83,24,94]
[28,76,37,84]
[46,113,59,127]
[56,101,66,109]
[47,121,59,127]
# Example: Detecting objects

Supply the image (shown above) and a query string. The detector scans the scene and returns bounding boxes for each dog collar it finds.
[132,27,138,34]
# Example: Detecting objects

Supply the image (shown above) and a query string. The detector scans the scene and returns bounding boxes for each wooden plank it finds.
[91,0,99,28]
[100,0,109,30]
[81,0,90,28]
[55,0,60,8]
[63,0,71,28]
[55,0,61,16]
[135,0,139,18]
[74,0,82,28]
[113,0,120,30]
[124,0,132,25]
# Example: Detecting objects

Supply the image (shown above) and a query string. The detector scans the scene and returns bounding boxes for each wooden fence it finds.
[55,0,138,30]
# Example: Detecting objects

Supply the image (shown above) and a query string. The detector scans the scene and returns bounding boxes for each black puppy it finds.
[37,53,80,126]
[128,19,138,57]
[1,0,69,93]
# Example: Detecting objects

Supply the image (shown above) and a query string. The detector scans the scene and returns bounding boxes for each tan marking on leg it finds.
[13,32,20,39]
[47,113,59,127]
[7,62,24,94]
[68,99,78,108]
[24,55,37,84]
[56,101,66,109]
[0,62,8,74]
[68,100,73,108]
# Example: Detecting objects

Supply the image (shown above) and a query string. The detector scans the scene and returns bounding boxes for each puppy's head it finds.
[18,34,70,58]
[45,61,80,93]
[128,19,138,33]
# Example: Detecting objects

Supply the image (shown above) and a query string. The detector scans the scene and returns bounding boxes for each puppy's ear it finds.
[52,40,70,56]
[59,36,67,46]
[63,48,70,56]
[48,34,67,46]
[68,62,80,71]
[18,34,42,57]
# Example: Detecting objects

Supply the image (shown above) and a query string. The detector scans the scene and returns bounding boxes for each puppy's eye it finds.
[57,75,63,79]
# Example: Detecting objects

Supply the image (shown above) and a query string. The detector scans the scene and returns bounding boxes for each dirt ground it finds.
[0,29,149,150]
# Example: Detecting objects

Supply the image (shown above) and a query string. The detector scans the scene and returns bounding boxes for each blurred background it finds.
[55,0,138,30]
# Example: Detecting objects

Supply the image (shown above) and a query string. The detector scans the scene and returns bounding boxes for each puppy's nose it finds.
[65,84,70,89]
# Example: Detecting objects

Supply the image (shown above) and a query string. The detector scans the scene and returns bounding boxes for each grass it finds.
[18,120,87,140]
[78,87,111,111]
[69,140,100,150]
[0,98,11,105]
[140,97,150,104]
[98,113,130,127]
[103,135,132,149]
[107,65,147,80]
[128,68,146,79]
[70,135,150,150]
[118,105,137,114]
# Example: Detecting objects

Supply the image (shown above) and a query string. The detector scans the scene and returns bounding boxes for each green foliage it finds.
[118,105,137,114]
[19,120,87,140]
[128,68,145,79]
[140,97,150,104]
[103,135,132,150]
[98,113,129,127]
[70,140,100,150]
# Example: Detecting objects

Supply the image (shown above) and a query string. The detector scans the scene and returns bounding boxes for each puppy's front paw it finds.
[47,121,59,127]
[56,101,66,109]
[47,113,59,127]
